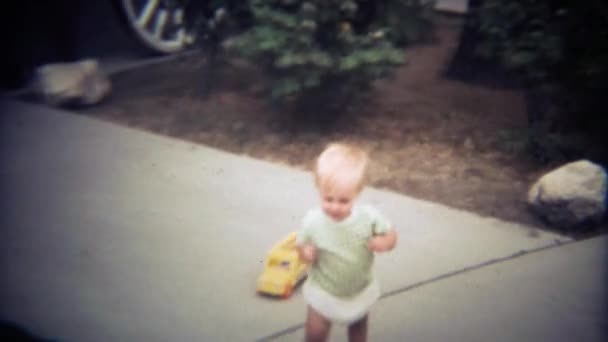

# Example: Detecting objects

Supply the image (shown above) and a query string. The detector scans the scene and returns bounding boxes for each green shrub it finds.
[474,1,564,84]
[227,0,434,108]
[474,0,608,162]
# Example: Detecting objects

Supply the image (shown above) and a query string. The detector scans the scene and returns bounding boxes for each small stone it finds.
[36,59,111,106]
[232,121,245,131]
[463,137,475,150]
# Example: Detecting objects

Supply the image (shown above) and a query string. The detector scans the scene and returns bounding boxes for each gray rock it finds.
[527,160,607,228]
[36,59,111,106]
[463,137,475,150]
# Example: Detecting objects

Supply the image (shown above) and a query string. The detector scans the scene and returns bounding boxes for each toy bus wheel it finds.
[282,284,293,299]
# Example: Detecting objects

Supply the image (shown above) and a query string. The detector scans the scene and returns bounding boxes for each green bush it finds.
[474,0,608,162]
[474,1,563,83]
[227,0,434,108]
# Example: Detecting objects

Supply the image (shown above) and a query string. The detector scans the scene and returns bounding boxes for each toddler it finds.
[296,143,398,342]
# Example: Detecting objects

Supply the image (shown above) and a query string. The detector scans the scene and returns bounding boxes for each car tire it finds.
[116,0,196,54]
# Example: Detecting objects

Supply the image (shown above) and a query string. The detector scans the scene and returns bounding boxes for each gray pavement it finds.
[281,236,608,342]
[434,0,468,14]
[0,100,605,342]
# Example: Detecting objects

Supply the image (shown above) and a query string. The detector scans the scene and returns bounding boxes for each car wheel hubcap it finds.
[120,0,194,53]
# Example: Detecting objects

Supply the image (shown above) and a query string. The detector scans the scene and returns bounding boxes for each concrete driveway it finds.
[0,100,605,341]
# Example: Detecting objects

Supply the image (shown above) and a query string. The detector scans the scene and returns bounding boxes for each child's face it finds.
[318,179,360,222]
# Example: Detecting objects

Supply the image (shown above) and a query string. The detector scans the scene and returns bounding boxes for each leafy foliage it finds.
[474,0,608,162]
[227,0,434,105]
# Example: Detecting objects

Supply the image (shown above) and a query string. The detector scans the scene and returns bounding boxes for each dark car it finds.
[2,0,206,90]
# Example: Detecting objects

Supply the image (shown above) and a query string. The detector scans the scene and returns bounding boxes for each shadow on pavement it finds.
[0,321,56,342]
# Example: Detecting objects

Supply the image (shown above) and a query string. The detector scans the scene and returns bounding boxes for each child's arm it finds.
[296,243,318,263]
[367,228,398,253]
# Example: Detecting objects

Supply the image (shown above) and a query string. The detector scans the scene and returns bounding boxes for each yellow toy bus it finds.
[256,232,307,298]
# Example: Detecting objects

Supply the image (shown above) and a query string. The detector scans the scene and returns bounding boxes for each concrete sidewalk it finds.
[434,0,468,14]
[0,100,602,342]
[279,236,608,341]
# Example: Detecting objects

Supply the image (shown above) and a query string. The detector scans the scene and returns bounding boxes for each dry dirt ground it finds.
[80,17,563,234]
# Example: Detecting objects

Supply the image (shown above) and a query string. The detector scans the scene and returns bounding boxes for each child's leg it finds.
[305,305,331,342]
[347,314,368,342]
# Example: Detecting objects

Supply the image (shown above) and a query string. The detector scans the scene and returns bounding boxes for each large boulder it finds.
[36,59,111,106]
[527,160,607,229]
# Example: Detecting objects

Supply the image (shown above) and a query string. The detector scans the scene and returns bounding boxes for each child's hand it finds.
[367,237,392,252]
[298,243,317,263]
[367,228,398,253]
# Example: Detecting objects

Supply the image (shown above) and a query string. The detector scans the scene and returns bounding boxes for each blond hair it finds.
[315,143,369,192]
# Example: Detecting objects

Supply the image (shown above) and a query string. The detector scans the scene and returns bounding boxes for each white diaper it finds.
[302,278,381,325]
